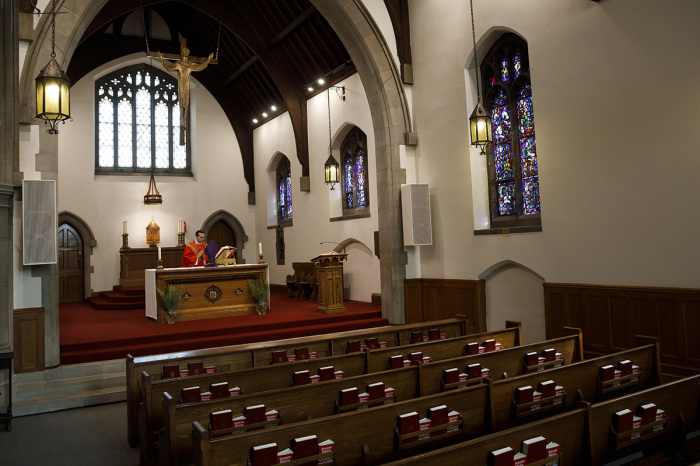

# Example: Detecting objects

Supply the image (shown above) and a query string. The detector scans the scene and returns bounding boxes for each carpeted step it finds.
[86,296,144,310]
[99,290,145,303]
[60,317,390,365]
[113,285,146,296]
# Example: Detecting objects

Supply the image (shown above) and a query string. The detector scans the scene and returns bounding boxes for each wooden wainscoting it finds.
[544,283,700,378]
[13,307,45,373]
[404,279,486,333]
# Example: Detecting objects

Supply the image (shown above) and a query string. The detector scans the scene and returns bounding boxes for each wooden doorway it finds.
[207,220,237,256]
[58,223,84,302]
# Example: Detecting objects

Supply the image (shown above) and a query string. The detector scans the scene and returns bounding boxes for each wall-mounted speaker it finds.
[23,180,57,265]
[401,184,432,246]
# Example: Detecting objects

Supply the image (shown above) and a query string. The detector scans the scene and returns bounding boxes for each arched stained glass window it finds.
[340,126,369,214]
[95,64,191,175]
[481,33,541,229]
[276,156,292,224]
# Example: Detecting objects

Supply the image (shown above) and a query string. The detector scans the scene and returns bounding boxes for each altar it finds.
[145,263,269,323]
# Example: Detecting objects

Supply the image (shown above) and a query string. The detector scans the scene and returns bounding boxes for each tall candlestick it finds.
[158,246,162,260]
[123,220,127,235]
[259,242,263,255]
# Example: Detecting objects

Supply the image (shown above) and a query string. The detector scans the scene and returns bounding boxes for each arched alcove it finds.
[479,260,545,344]
[57,211,97,299]
[326,237,378,302]
[200,210,248,264]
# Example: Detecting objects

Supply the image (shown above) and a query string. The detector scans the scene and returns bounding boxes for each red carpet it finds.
[59,289,387,365]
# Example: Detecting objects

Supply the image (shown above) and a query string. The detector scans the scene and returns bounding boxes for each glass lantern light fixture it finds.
[468,0,492,154]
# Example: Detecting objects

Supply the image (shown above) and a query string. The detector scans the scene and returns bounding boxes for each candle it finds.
[259,242,263,255]
[177,220,182,234]
[158,246,162,260]
[123,220,127,235]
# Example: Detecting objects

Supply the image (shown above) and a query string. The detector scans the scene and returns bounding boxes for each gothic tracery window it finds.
[95,64,190,174]
[340,127,369,214]
[481,34,541,228]
[276,156,292,225]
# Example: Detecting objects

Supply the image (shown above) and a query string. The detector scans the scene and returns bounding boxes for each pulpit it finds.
[311,252,347,314]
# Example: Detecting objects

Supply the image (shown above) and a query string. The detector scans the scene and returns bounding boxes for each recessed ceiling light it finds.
[271,105,277,111]
[317,78,325,85]
[307,86,314,92]
[262,112,268,118]
[252,118,258,124]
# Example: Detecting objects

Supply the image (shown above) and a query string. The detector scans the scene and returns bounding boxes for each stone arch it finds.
[22,0,413,324]
[330,237,378,302]
[200,210,249,264]
[57,211,97,298]
[478,260,546,344]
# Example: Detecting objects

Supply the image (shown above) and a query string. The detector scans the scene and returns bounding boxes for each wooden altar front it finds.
[312,253,347,315]
[120,246,185,287]
[145,263,269,323]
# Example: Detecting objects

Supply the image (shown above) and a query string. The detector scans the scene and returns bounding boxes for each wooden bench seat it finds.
[159,366,420,466]
[126,317,468,446]
[192,383,491,466]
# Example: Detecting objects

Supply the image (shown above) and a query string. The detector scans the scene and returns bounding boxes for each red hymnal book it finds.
[538,380,555,398]
[210,409,232,431]
[163,364,180,379]
[409,352,423,363]
[428,405,448,435]
[318,366,334,381]
[555,385,565,396]
[384,387,395,400]
[513,452,527,466]
[618,359,632,376]
[286,354,297,362]
[429,329,440,341]
[546,442,560,458]
[440,333,447,340]
[277,448,293,463]
[309,352,318,359]
[250,443,278,466]
[229,386,242,397]
[515,386,534,404]
[636,403,657,425]
[443,368,459,387]
[210,381,229,399]
[334,370,344,379]
[487,447,514,466]
[179,369,190,377]
[339,387,359,407]
[521,436,546,463]
[188,361,204,375]
[599,365,615,381]
[318,439,335,463]
[271,350,287,364]
[612,409,633,432]
[467,363,482,379]
[309,375,321,384]
[347,340,361,353]
[466,342,479,355]
[291,435,319,466]
[265,410,280,422]
[366,337,379,349]
[293,370,310,386]
[480,368,490,378]
[542,348,556,362]
[200,391,212,401]
[181,386,201,404]
[397,412,419,444]
[483,339,496,352]
[367,382,385,406]
[389,355,404,369]
[232,415,247,433]
[656,408,665,422]
[418,418,431,440]
[205,366,216,374]
[411,331,424,343]
[524,352,539,366]
[295,347,309,360]
[245,404,266,425]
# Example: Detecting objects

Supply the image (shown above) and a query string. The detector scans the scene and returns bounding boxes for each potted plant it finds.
[248,278,270,315]
[156,284,181,324]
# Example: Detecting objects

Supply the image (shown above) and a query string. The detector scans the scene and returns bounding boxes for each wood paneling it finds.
[13,307,45,373]
[544,283,700,378]
[120,246,185,287]
[404,279,485,333]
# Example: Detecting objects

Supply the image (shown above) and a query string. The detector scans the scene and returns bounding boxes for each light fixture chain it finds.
[470,0,480,105]
[328,89,332,149]
[50,0,56,58]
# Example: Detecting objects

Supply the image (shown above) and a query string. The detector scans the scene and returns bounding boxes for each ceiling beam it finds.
[268,6,315,49]
[223,55,259,87]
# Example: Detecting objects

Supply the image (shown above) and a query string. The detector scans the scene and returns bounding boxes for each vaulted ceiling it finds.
[68,0,358,194]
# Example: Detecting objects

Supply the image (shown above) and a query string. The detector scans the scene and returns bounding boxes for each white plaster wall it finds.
[409,0,700,291]
[359,0,400,72]
[55,54,255,292]
[254,74,381,302]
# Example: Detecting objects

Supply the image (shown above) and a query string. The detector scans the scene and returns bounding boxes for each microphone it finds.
[320,241,346,254]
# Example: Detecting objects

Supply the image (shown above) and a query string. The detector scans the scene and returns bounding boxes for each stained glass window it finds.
[276,156,292,223]
[481,34,541,228]
[340,127,369,213]
[95,64,190,174]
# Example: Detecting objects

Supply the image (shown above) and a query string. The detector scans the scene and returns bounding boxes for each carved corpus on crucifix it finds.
[148,39,217,145]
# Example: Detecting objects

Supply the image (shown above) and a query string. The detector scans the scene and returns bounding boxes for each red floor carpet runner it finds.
[60,289,387,365]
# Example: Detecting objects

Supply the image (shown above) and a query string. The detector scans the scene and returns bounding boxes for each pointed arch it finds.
[57,211,97,298]
[200,210,249,264]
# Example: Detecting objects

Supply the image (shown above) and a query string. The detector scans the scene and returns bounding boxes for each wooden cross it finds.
[148,39,218,144]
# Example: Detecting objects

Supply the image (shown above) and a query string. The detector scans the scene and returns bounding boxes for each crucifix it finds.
[148,39,218,145]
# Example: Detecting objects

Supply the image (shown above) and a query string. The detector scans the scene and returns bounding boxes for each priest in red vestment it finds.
[182,230,209,267]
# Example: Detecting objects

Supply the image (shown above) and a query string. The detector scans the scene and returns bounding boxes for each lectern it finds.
[312,252,347,314]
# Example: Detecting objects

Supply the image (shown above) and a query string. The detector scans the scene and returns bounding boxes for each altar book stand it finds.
[312,253,347,315]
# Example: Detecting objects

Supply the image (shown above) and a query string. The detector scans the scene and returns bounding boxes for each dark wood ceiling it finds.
[68,0,356,194]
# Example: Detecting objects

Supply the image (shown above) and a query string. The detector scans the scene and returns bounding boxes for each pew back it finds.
[161,366,420,466]
[192,384,491,466]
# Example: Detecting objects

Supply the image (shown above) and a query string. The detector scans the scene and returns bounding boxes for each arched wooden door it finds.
[58,223,84,302]
[207,220,237,260]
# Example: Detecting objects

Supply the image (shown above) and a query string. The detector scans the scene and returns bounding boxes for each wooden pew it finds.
[489,340,662,432]
[383,408,587,466]
[364,325,522,374]
[126,317,467,446]
[139,352,367,463]
[191,384,491,466]
[584,373,700,465]
[160,366,420,466]
[417,329,583,396]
